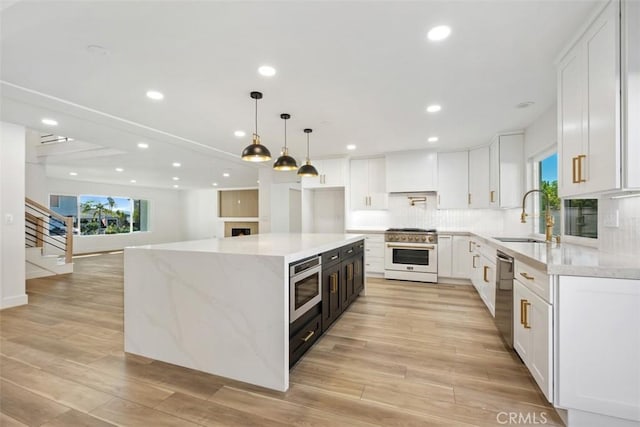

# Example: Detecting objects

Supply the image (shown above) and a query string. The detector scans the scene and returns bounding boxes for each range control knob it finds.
[401,236,407,241]
[428,236,434,242]
[408,236,414,241]
[421,236,426,242]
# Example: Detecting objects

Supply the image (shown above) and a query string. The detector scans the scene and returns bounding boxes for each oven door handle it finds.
[386,244,435,250]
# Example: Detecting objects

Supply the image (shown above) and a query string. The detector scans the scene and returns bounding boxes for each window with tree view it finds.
[538,153,561,235]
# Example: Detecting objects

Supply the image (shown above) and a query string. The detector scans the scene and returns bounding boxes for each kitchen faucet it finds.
[520,189,555,242]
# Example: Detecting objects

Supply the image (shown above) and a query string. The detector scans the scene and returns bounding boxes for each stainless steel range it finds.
[384,228,438,283]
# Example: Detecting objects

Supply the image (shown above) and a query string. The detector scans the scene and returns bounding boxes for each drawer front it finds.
[365,241,384,258]
[354,239,365,254]
[515,261,551,303]
[340,244,357,258]
[365,256,384,273]
[478,242,497,262]
[363,234,384,244]
[322,248,341,266]
[289,314,322,367]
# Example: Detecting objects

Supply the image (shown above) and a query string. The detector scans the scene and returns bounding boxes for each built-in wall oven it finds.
[384,228,438,283]
[289,255,322,323]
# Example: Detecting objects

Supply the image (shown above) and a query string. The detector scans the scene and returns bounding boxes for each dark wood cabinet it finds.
[322,262,342,332]
[343,258,355,306]
[353,255,364,299]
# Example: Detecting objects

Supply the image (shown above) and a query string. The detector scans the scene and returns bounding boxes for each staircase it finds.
[25,197,74,279]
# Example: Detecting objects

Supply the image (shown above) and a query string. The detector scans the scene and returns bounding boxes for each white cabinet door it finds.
[437,235,453,277]
[367,157,388,210]
[528,289,553,402]
[498,134,524,208]
[385,151,437,193]
[321,159,346,187]
[451,236,472,279]
[513,280,531,363]
[559,276,640,421]
[481,256,496,316]
[583,1,620,194]
[471,253,482,294]
[489,140,500,207]
[437,151,469,209]
[350,159,369,210]
[468,147,490,209]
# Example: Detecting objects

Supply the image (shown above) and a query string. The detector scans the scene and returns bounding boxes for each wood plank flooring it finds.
[0,253,563,426]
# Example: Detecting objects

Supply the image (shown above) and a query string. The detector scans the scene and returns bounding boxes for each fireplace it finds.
[231,228,251,237]
[224,221,259,237]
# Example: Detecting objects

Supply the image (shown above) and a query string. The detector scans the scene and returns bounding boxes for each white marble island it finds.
[124,233,363,392]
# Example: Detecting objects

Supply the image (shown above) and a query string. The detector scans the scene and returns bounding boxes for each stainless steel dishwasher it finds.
[495,250,515,348]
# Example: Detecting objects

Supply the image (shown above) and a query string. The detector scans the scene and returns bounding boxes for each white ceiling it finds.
[1,0,600,189]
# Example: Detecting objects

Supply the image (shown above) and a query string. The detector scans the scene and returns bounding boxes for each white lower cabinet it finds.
[514,279,553,402]
[362,233,384,274]
[438,235,472,280]
[470,243,496,316]
[558,275,640,423]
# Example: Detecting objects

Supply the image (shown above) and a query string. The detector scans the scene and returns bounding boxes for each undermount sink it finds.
[492,237,547,243]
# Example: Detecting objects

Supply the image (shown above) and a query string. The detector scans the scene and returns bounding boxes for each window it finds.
[48,195,78,235]
[537,153,561,236]
[132,199,149,232]
[564,199,598,239]
[79,195,132,235]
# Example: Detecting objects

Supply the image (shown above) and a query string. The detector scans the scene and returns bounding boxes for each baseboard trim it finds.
[1,294,28,310]
[438,277,472,286]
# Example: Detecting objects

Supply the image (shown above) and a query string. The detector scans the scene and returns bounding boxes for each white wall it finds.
[42,179,184,254]
[523,105,557,160]
[1,122,27,309]
[25,129,48,205]
[182,189,219,240]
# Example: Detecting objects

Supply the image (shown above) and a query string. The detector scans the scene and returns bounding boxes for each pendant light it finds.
[273,113,298,171]
[241,91,271,162]
[297,128,319,177]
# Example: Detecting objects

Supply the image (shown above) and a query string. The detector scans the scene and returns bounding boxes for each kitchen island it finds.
[123,233,363,392]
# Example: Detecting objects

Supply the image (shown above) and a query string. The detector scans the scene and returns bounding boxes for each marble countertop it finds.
[470,233,640,280]
[128,233,364,262]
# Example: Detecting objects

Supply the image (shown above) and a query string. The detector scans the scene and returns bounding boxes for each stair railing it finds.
[25,197,74,264]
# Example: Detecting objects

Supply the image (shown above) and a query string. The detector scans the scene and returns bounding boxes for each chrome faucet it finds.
[520,189,555,242]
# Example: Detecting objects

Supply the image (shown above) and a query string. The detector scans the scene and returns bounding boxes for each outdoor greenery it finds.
[541,180,560,210]
[79,196,131,235]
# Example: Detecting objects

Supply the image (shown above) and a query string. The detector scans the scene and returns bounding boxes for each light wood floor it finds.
[0,253,563,426]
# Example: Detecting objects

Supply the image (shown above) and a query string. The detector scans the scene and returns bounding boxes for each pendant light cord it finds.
[255,97,258,136]
[307,133,310,159]
[284,119,287,148]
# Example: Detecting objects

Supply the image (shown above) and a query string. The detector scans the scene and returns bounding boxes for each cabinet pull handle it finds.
[572,156,579,183]
[468,193,472,205]
[330,255,338,260]
[330,273,338,293]
[483,265,489,282]
[577,154,586,183]
[490,190,495,203]
[438,194,441,205]
[302,330,315,342]
[469,241,474,252]
[523,301,531,329]
[520,272,535,280]
[520,299,526,325]
[348,264,353,281]
[472,255,479,268]
[347,249,353,254]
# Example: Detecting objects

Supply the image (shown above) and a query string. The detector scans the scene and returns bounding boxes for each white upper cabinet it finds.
[468,146,490,209]
[301,159,346,188]
[437,151,469,209]
[558,0,623,197]
[350,157,388,210]
[488,133,524,208]
[385,151,437,193]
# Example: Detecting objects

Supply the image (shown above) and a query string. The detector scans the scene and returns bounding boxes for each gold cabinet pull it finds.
[520,272,535,281]
[572,156,579,183]
[520,299,526,325]
[468,193,472,205]
[330,273,338,293]
[347,264,354,281]
[523,301,531,329]
[577,154,586,183]
[483,265,489,282]
[469,241,474,252]
[302,330,315,342]
[490,190,495,203]
[472,255,479,268]
[438,194,441,205]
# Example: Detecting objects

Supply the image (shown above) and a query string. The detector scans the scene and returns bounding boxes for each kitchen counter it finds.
[123,233,363,392]
[468,233,640,279]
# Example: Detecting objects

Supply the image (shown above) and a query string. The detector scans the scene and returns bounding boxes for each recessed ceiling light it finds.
[69,172,78,176]
[212,182,218,186]
[346,144,357,151]
[427,25,451,41]
[130,179,137,183]
[258,65,276,77]
[516,101,535,109]
[146,90,164,100]
[234,130,246,138]
[172,176,179,181]
[428,136,439,143]
[173,184,179,188]
[223,172,230,177]
[42,118,58,126]
[137,142,149,149]
[172,162,181,168]
[426,104,442,113]
[115,167,124,172]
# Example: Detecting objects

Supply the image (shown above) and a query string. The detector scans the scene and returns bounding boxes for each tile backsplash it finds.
[598,195,640,256]
[347,193,520,234]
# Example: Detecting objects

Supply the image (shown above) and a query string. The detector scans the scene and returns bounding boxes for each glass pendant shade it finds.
[274,113,298,171]
[241,91,271,162]
[297,128,318,176]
